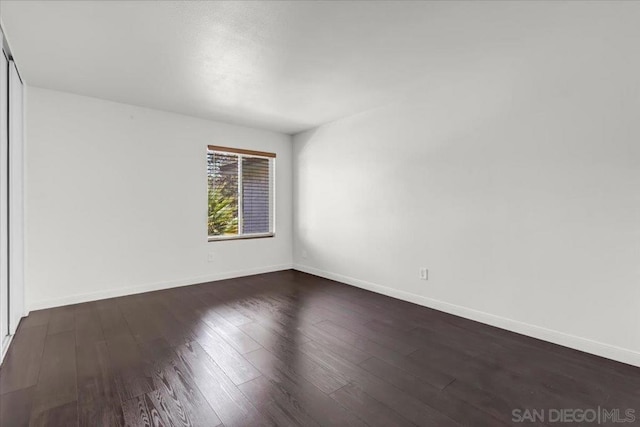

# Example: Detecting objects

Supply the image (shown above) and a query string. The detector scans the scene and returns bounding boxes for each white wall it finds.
[26,87,292,310]
[293,10,640,366]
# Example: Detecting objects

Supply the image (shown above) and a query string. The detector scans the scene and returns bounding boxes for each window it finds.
[207,146,275,241]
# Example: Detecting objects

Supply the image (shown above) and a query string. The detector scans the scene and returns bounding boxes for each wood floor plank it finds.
[236,316,306,351]
[441,379,527,426]
[76,340,123,427]
[29,331,77,425]
[75,303,105,348]
[296,322,371,364]
[193,302,262,354]
[407,346,588,414]
[136,295,196,348]
[305,304,372,329]
[96,300,130,342]
[0,386,34,427]
[209,303,253,327]
[47,306,75,335]
[315,319,454,390]
[325,316,419,355]
[174,341,269,427]
[238,375,321,427]
[243,346,367,427]
[329,383,415,427]
[239,320,348,392]
[229,295,317,340]
[0,324,47,394]
[19,309,51,329]
[141,385,214,427]
[317,292,416,332]
[314,319,401,359]
[104,332,155,402]
[407,322,632,409]
[360,357,508,426]
[299,340,459,427]
[121,394,154,427]
[242,344,347,394]
[137,339,222,427]
[117,297,164,344]
[30,401,78,427]
[191,322,261,386]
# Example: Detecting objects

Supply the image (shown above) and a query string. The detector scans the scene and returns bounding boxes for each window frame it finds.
[207,145,276,242]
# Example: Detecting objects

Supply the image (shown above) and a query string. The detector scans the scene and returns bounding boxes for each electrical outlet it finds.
[301,249,308,259]
[419,268,428,280]
[208,252,215,262]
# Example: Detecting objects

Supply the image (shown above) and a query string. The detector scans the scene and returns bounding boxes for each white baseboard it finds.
[294,263,640,368]
[28,263,293,312]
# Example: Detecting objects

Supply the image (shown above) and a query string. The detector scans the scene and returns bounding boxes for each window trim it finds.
[208,145,276,158]
[207,146,276,242]
[208,232,274,242]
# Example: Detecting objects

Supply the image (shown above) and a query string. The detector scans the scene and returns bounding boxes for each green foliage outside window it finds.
[207,183,238,235]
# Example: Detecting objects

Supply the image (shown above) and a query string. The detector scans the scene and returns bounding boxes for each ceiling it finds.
[0,1,636,134]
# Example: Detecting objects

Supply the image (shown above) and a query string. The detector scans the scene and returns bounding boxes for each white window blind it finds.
[207,146,275,240]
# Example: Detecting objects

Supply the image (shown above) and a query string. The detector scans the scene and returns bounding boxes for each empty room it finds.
[0,1,639,426]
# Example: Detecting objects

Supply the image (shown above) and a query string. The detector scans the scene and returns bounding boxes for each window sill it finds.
[208,233,275,242]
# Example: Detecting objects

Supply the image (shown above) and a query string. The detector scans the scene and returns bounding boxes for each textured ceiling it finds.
[1,1,638,134]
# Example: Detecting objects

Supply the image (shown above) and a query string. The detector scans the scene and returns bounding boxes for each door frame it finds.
[8,59,24,336]
[0,33,9,360]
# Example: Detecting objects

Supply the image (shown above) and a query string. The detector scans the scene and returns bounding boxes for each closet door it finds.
[0,40,8,347]
[8,60,23,335]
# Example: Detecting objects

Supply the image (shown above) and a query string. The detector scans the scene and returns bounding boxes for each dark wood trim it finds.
[208,145,276,158]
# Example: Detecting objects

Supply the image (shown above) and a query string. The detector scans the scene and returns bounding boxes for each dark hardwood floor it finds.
[1,270,638,426]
